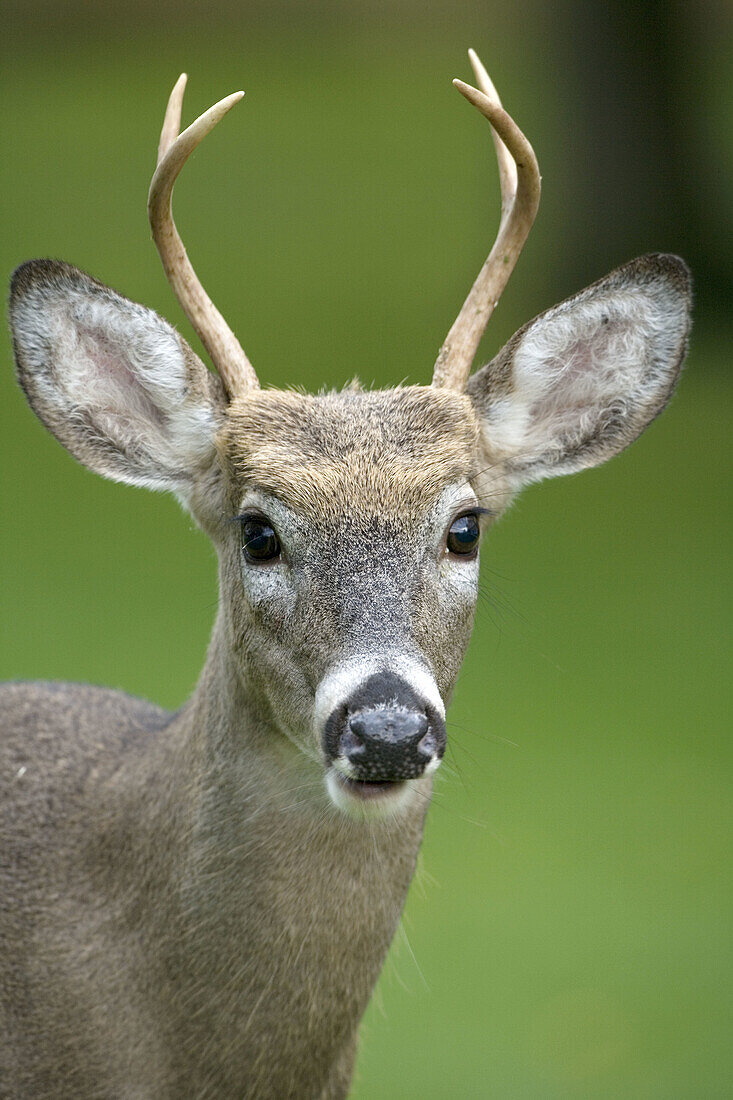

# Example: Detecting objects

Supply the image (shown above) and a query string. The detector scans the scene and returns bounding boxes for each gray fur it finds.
[2,254,691,1097]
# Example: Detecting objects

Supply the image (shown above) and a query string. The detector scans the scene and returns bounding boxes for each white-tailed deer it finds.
[2,50,691,1098]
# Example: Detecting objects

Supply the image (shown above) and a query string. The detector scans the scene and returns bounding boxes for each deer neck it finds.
[138,616,430,1091]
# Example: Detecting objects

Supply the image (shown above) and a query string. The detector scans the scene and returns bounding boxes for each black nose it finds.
[323,671,446,781]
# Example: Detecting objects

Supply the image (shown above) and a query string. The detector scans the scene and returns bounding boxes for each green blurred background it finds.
[2,2,731,1096]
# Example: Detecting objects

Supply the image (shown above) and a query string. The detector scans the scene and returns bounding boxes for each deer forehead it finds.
[219,385,481,522]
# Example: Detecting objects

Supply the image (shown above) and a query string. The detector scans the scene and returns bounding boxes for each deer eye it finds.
[241,517,281,562]
[446,513,481,557]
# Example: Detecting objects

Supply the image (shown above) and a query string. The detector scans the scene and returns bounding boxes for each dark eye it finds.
[241,517,281,562]
[446,513,481,557]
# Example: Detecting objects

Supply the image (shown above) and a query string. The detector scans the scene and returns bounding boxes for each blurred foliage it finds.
[1,4,732,1097]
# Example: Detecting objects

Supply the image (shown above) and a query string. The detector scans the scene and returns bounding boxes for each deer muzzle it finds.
[320,668,446,791]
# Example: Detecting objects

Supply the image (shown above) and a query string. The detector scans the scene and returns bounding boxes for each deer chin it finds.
[325,768,434,821]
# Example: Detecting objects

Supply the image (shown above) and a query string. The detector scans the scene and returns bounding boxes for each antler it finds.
[148,74,259,397]
[432,50,541,392]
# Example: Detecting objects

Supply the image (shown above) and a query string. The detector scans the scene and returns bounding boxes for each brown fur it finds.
[0,673,427,1098]
[222,386,479,519]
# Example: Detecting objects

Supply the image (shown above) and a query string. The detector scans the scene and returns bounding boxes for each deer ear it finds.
[9,260,225,494]
[466,255,692,488]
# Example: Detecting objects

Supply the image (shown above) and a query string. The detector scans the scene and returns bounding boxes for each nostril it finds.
[417,729,437,759]
[348,716,367,739]
[340,720,366,762]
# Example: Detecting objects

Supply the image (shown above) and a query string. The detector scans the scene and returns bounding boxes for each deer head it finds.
[8,52,691,820]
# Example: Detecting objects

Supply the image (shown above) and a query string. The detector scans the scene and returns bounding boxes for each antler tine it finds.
[148,76,259,398]
[432,51,541,392]
[156,72,188,166]
[467,48,516,231]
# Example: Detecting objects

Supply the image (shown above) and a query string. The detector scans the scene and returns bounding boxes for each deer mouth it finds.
[325,768,422,818]
[332,774,406,800]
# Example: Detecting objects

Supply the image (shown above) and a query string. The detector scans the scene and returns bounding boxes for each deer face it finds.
[213,387,498,813]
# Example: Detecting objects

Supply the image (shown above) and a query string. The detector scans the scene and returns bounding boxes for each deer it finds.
[1,49,691,1099]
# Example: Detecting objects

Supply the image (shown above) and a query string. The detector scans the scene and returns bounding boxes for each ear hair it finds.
[466,254,692,487]
[10,260,225,494]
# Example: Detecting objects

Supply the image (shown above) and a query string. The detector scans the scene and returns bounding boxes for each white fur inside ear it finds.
[67,294,215,469]
[482,270,689,482]
[12,267,218,491]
